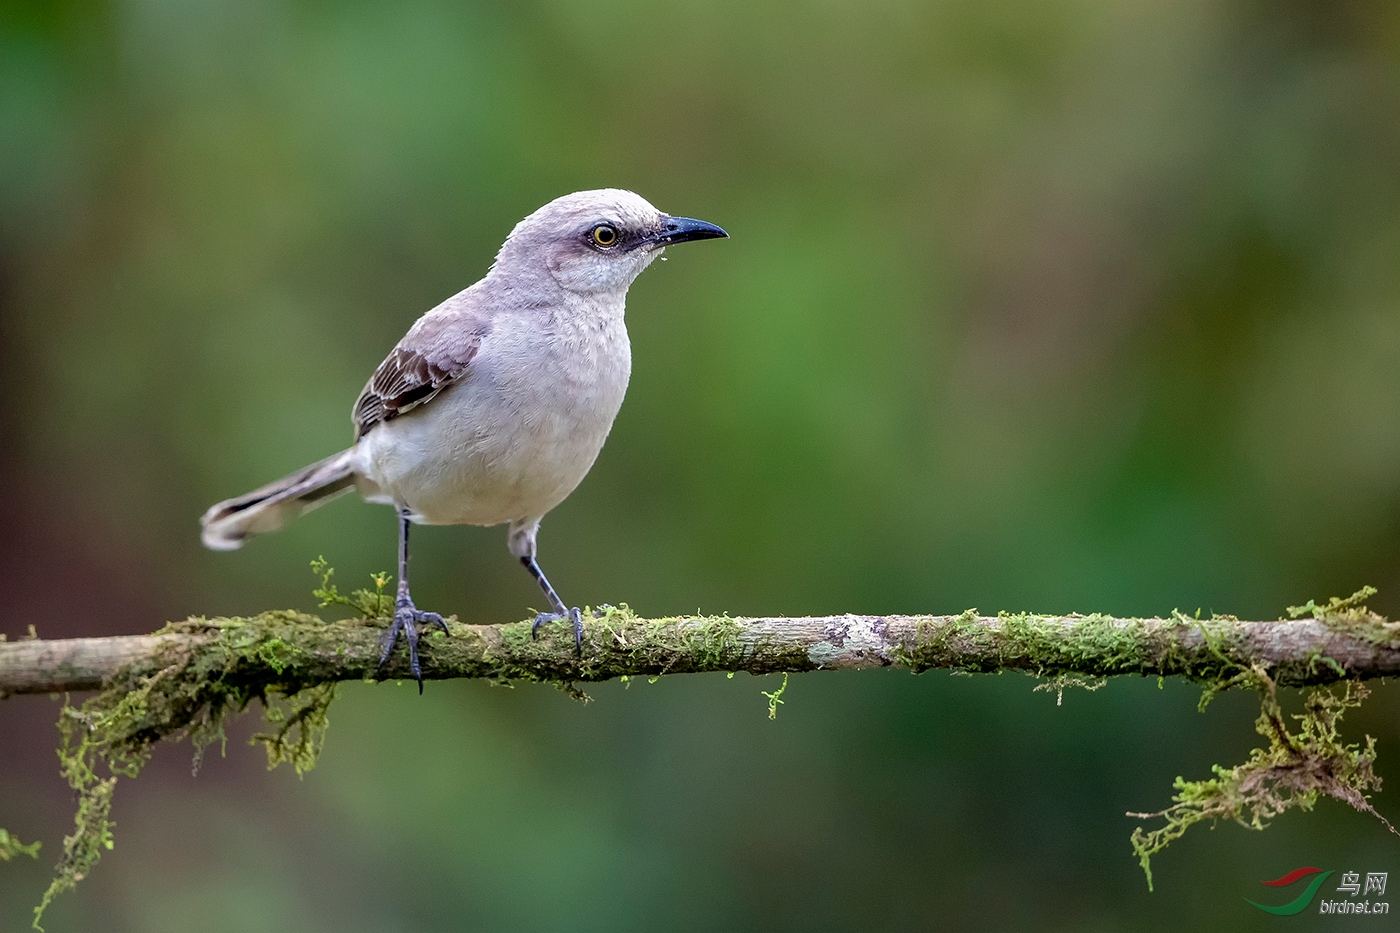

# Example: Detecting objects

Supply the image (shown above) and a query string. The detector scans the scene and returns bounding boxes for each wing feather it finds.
[352,306,488,439]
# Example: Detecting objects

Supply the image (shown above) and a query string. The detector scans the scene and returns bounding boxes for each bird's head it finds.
[492,189,727,295]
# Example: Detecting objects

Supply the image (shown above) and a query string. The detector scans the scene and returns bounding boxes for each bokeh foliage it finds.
[3,1,1400,930]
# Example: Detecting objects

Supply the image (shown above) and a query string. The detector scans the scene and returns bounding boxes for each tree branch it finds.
[8,595,1399,923]
[4,605,1399,697]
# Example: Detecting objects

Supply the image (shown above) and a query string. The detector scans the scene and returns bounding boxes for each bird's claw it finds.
[378,600,449,693]
[532,606,584,654]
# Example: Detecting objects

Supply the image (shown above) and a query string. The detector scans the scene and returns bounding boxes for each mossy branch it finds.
[5,602,1400,697]
[4,584,1399,927]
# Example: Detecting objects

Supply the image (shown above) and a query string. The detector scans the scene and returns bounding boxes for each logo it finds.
[1246,866,1390,917]
[1246,867,1334,916]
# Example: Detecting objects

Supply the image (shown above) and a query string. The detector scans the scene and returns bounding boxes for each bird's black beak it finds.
[654,215,729,245]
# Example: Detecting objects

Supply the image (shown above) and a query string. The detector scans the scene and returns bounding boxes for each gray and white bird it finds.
[201,189,727,689]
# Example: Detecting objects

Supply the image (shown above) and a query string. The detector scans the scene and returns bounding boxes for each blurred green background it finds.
[4,1,1400,930]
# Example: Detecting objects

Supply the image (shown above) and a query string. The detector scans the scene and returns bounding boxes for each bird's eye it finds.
[590,223,619,248]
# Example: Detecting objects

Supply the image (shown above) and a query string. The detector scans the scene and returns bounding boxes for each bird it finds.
[200,189,728,690]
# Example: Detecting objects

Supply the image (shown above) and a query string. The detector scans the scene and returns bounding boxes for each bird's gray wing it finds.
[352,306,489,440]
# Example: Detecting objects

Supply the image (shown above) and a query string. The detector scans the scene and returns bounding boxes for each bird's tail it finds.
[201,449,357,550]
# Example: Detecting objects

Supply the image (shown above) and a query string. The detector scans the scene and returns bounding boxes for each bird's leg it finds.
[378,507,448,693]
[521,555,584,652]
[507,519,584,653]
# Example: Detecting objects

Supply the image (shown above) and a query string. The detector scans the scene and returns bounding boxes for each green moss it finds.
[1287,586,1400,650]
[26,566,376,930]
[889,609,989,672]
[485,604,746,685]
[892,609,1228,682]
[1054,612,1160,673]
[1286,585,1377,621]
[1130,675,1393,891]
[586,606,745,673]
[32,623,340,929]
[0,829,40,861]
[309,555,393,619]
[762,672,789,720]
[254,684,337,775]
[1032,673,1106,705]
[1128,588,1396,891]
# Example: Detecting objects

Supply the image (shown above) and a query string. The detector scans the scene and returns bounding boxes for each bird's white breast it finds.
[353,298,632,526]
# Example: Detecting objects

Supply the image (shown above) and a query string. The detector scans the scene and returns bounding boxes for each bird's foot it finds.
[378,599,449,693]
[531,606,584,654]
